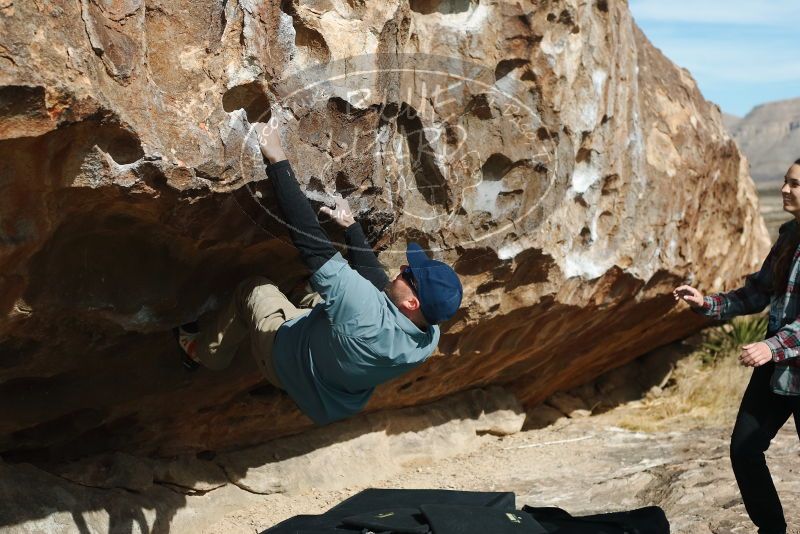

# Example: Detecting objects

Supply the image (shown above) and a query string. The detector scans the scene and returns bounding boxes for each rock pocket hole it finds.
[100,124,144,165]
[223,82,272,122]
[465,94,493,120]
[576,147,593,164]
[0,85,47,119]
[395,103,451,209]
[495,59,529,81]
[294,24,330,63]
[481,153,513,181]
[280,0,330,64]
[335,171,358,198]
[409,0,473,15]
[453,247,506,276]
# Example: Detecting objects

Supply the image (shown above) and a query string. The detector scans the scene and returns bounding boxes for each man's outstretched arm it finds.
[320,197,390,290]
[256,122,338,272]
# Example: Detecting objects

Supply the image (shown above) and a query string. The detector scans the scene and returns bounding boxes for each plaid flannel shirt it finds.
[695,220,800,395]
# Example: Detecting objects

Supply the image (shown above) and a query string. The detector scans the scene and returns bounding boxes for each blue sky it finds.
[629,0,800,117]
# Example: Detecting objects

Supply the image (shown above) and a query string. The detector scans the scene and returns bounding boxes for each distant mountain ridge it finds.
[728,97,800,182]
[722,113,741,132]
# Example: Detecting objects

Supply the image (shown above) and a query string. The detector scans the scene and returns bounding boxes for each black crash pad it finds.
[262,488,516,533]
[260,488,670,534]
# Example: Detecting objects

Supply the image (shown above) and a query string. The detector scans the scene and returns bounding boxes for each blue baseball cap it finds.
[405,242,463,324]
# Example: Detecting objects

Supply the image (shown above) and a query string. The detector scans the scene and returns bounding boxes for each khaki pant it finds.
[196,277,322,388]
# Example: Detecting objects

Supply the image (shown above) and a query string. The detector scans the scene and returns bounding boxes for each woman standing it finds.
[674,158,800,534]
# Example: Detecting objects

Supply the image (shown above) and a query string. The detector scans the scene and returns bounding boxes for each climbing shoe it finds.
[175,322,201,371]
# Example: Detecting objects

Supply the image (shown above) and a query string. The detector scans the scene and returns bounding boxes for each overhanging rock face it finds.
[0,0,768,461]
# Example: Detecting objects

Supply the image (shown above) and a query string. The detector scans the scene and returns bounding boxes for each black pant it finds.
[730,362,800,534]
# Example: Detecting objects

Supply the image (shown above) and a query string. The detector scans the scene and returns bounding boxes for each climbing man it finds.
[177,119,463,426]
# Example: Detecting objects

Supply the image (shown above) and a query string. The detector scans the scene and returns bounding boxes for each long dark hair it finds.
[770,158,800,294]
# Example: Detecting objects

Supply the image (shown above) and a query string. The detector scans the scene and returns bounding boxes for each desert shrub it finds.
[610,315,767,432]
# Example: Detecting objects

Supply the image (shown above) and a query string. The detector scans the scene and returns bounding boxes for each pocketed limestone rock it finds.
[0,0,768,461]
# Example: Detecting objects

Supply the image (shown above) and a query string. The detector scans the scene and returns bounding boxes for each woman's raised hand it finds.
[673,285,705,307]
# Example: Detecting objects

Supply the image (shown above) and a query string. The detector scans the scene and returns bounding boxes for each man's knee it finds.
[235,276,280,306]
[237,276,275,296]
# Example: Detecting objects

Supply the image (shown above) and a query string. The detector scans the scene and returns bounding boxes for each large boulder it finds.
[0,0,767,461]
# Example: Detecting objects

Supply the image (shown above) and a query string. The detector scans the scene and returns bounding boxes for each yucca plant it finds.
[701,315,769,366]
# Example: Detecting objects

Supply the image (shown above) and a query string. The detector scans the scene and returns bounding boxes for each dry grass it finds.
[610,355,749,432]
[608,321,761,432]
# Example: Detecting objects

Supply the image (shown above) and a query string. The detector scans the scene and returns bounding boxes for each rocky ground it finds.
[231,420,800,534]
[4,334,799,534]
